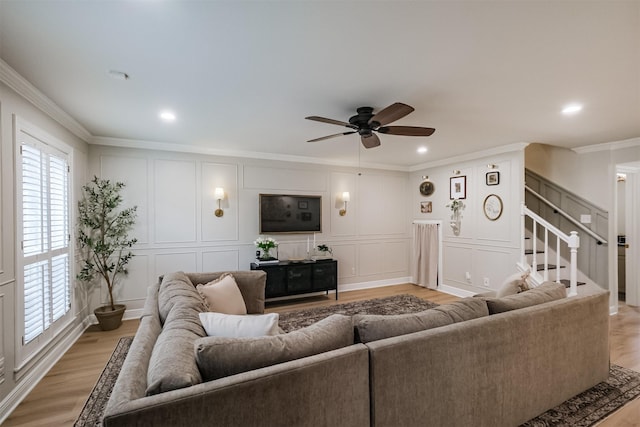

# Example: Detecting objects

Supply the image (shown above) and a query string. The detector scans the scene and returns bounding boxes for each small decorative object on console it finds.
[313,244,333,260]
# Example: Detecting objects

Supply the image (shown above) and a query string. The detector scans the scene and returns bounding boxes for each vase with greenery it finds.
[77,176,137,330]
[314,244,333,259]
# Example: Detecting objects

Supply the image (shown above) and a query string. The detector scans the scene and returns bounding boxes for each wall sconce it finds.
[487,164,498,170]
[452,170,461,175]
[214,187,225,217]
[339,192,350,216]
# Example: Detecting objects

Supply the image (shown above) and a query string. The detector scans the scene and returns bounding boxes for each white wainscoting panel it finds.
[359,241,409,276]
[109,255,150,303]
[100,155,150,244]
[154,160,197,243]
[201,163,238,241]
[330,172,357,237]
[0,292,4,385]
[443,244,473,286]
[332,244,357,279]
[244,166,326,192]
[358,174,408,236]
[474,247,518,290]
[155,252,198,278]
[202,250,240,272]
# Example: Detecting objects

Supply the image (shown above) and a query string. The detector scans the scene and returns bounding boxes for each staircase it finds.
[520,203,580,296]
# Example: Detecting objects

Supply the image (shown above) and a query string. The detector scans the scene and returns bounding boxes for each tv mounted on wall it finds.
[259,194,321,233]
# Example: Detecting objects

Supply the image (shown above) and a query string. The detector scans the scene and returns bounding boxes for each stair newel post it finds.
[568,231,580,297]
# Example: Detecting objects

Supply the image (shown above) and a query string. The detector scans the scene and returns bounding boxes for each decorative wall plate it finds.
[419,180,435,196]
[483,194,503,221]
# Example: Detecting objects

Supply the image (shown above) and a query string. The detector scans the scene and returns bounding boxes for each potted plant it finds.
[314,244,333,260]
[77,176,137,331]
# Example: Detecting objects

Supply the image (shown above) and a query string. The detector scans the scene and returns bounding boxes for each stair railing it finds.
[521,202,580,297]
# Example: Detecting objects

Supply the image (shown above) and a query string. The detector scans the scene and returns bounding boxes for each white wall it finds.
[88,144,413,312]
[0,79,89,420]
[410,149,525,294]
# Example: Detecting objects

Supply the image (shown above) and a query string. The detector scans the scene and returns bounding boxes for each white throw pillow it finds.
[196,273,247,315]
[199,312,280,338]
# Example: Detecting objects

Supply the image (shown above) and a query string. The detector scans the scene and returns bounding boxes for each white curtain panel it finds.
[411,223,439,289]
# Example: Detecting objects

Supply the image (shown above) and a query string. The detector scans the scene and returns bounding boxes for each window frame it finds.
[14,117,75,370]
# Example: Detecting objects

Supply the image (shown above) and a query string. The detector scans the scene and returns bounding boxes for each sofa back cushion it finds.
[484,281,567,314]
[158,271,206,323]
[353,298,488,343]
[195,314,353,381]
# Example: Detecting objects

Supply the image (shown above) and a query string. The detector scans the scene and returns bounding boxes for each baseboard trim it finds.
[339,277,412,292]
[437,284,476,298]
[0,319,89,424]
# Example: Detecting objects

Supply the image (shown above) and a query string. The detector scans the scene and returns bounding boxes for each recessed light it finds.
[417,146,428,154]
[159,111,176,122]
[562,103,583,115]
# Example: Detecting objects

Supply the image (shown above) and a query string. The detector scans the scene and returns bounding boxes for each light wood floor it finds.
[4,284,640,426]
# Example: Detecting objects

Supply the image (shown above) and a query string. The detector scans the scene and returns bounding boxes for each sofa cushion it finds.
[496,270,532,297]
[432,297,489,322]
[353,298,489,343]
[195,314,353,381]
[157,271,206,324]
[199,312,280,337]
[196,273,247,315]
[146,304,207,395]
[485,281,567,314]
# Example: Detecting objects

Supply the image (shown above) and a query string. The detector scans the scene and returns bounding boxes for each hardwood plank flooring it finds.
[3,284,640,426]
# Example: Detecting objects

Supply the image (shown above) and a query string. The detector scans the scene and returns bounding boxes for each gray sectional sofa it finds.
[103,271,610,427]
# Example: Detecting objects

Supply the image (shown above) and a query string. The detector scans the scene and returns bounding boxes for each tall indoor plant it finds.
[77,176,137,330]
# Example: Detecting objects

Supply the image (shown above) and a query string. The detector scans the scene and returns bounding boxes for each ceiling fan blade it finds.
[307,131,356,142]
[361,133,381,149]
[377,126,436,136]
[369,103,414,127]
[306,116,357,129]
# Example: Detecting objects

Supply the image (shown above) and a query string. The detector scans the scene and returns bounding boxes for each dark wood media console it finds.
[250,259,338,300]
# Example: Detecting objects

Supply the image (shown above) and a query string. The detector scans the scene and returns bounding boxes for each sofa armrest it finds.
[103,344,370,427]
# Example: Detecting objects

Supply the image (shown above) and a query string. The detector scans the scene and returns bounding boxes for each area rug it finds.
[75,295,640,426]
[277,294,438,332]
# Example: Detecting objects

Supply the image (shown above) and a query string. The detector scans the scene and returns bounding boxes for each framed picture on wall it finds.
[420,201,432,213]
[450,176,466,199]
[486,171,500,186]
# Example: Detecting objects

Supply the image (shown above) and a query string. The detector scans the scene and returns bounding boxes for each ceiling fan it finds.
[305,102,435,149]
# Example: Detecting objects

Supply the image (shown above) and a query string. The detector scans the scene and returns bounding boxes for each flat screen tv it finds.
[259,194,321,233]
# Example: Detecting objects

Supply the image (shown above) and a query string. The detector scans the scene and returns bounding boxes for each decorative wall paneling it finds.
[0,292,5,386]
[412,151,524,293]
[154,160,198,243]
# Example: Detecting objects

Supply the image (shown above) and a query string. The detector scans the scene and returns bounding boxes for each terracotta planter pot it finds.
[94,304,126,331]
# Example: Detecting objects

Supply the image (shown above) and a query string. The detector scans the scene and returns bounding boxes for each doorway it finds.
[616,164,639,307]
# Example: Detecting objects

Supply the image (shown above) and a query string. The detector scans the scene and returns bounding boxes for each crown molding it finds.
[91,136,409,172]
[407,142,529,172]
[0,59,92,142]
[572,137,640,154]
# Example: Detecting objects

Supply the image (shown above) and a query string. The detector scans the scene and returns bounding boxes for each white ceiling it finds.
[1,1,639,169]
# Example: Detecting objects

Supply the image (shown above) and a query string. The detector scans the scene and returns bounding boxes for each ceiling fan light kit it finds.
[306,102,435,149]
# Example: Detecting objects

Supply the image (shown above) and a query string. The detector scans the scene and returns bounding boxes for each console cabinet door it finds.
[264,266,287,298]
[286,265,313,293]
[313,262,337,291]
